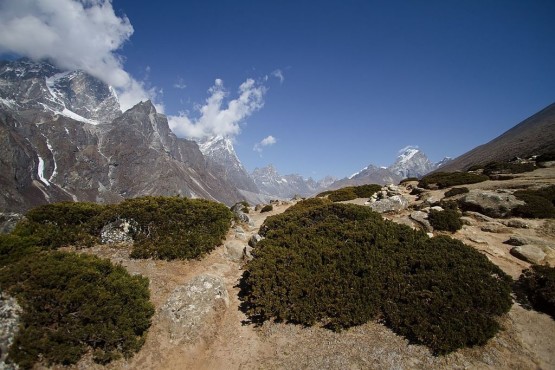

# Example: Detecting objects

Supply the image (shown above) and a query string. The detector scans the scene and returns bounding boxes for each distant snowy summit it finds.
[328,147,451,190]
[251,164,336,199]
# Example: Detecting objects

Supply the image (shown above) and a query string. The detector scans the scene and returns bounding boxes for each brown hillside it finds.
[439,102,555,172]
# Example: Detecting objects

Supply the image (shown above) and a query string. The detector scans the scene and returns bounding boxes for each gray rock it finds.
[369,195,409,213]
[480,222,512,234]
[224,240,248,262]
[100,218,138,244]
[0,293,21,369]
[506,236,553,249]
[421,194,441,206]
[430,206,444,212]
[459,190,525,218]
[463,211,496,223]
[410,211,433,232]
[0,213,24,234]
[501,219,531,229]
[160,274,229,343]
[248,233,263,248]
[231,203,251,224]
[510,245,546,265]
[460,216,476,226]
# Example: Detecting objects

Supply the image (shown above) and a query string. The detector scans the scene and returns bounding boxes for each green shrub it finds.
[260,205,273,213]
[536,152,555,162]
[108,197,232,260]
[12,197,232,261]
[444,187,469,197]
[0,234,41,267]
[352,184,382,198]
[241,203,512,354]
[513,186,555,219]
[286,197,332,213]
[322,184,381,202]
[327,187,358,202]
[419,172,489,189]
[514,265,555,319]
[399,177,419,184]
[0,251,154,368]
[12,202,106,248]
[428,209,463,232]
[483,162,536,176]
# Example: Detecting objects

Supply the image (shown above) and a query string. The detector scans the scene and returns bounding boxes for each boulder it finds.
[248,233,263,248]
[0,213,24,234]
[410,211,433,232]
[231,203,251,224]
[501,219,531,229]
[0,293,21,369]
[480,222,512,234]
[100,218,138,244]
[506,236,554,249]
[369,195,409,213]
[160,274,229,343]
[460,216,476,226]
[459,190,525,218]
[224,240,248,262]
[510,245,546,265]
[463,211,496,223]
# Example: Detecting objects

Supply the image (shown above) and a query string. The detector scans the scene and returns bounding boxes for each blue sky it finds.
[1,1,554,179]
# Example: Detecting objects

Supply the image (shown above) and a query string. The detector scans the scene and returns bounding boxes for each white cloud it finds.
[0,0,159,111]
[253,135,277,152]
[168,78,266,140]
[173,77,187,89]
[271,69,284,83]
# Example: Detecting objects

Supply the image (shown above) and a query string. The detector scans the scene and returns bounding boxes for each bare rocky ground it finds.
[49,168,555,370]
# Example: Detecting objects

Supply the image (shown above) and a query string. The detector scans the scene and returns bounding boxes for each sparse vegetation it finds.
[428,209,463,232]
[12,196,233,260]
[317,184,381,202]
[514,265,555,319]
[513,185,555,219]
[482,161,536,176]
[419,172,488,189]
[260,205,273,213]
[444,187,469,197]
[0,251,154,368]
[399,177,418,184]
[241,203,512,355]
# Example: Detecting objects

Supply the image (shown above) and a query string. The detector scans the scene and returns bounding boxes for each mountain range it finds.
[0,59,245,211]
[327,147,450,190]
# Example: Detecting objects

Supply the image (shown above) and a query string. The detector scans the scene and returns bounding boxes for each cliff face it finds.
[0,59,244,212]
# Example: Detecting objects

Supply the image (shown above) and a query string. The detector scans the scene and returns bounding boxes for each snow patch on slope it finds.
[36,154,50,186]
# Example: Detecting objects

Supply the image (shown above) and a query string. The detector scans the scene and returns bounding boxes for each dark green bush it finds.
[514,265,555,319]
[12,202,106,248]
[12,197,233,261]
[241,203,512,354]
[0,234,41,267]
[444,187,469,198]
[108,197,232,260]
[419,172,489,189]
[536,152,555,163]
[321,184,381,202]
[428,209,463,232]
[483,162,536,176]
[286,197,332,213]
[0,251,154,368]
[260,205,273,213]
[399,177,419,184]
[513,186,555,219]
[328,187,358,202]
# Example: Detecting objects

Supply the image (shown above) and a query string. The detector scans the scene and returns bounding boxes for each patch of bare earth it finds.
[57,169,554,369]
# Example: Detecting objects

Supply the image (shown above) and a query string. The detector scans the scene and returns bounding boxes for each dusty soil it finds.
[52,168,555,370]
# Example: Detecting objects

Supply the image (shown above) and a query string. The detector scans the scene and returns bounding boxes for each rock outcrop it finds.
[160,275,229,343]
[459,190,525,218]
[0,293,21,370]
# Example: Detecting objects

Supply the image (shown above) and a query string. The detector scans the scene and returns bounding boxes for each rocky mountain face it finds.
[0,59,244,212]
[437,102,555,172]
[197,136,259,193]
[251,165,336,198]
[327,147,449,190]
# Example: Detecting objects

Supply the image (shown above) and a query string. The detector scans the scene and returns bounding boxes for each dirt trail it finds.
[59,172,555,370]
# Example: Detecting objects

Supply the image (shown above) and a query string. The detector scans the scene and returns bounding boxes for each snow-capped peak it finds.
[396,146,420,164]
